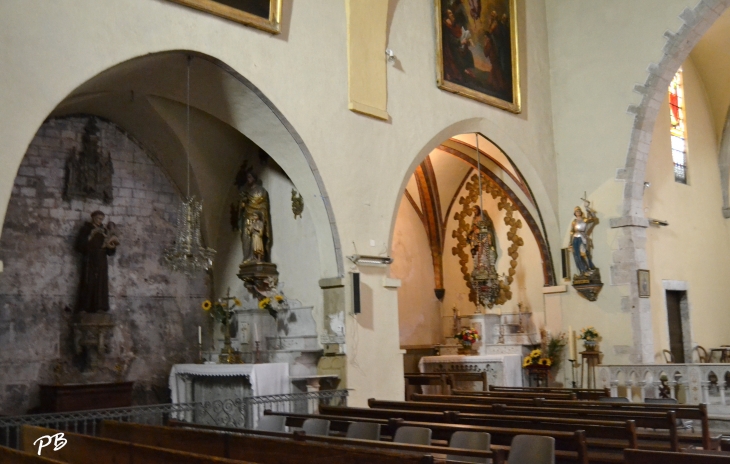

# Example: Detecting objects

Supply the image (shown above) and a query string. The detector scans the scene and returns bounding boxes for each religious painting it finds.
[637,269,650,298]
[436,0,521,113]
[167,0,282,34]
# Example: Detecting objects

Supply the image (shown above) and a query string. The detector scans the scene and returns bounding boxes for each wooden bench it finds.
[485,385,610,400]
[440,389,578,400]
[0,445,66,463]
[370,398,682,451]
[163,420,477,463]
[404,373,449,398]
[315,405,638,448]
[20,425,256,464]
[449,393,716,450]
[447,372,488,392]
[624,448,730,463]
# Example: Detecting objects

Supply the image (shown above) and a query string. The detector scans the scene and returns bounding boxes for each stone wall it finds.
[0,116,207,414]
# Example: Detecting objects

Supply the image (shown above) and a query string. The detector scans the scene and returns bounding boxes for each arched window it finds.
[669,68,688,184]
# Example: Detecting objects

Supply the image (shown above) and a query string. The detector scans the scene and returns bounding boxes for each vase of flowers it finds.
[455,328,480,354]
[522,349,554,368]
[258,293,288,320]
[579,326,600,351]
[202,293,241,363]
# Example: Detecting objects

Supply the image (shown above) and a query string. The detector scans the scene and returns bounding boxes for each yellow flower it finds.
[234,298,242,306]
[275,295,284,302]
[523,356,532,367]
[539,358,552,367]
[258,298,271,309]
[530,349,542,358]
[201,300,212,311]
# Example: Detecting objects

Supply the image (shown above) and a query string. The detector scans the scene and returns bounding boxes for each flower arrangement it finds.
[202,296,241,326]
[523,349,553,368]
[258,294,287,319]
[455,328,480,347]
[579,327,600,341]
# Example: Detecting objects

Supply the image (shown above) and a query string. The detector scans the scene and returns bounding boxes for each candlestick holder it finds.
[197,342,204,364]
[254,341,261,364]
[568,359,577,388]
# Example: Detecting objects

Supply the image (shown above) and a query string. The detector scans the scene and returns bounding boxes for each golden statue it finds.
[236,169,272,264]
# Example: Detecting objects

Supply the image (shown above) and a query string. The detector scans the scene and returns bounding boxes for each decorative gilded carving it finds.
[65,118,114,204]
[451,173,523,307]
[291,189,304,219]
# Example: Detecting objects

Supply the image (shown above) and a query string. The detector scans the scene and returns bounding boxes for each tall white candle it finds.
[198,326,202,344]
[254,323,259,343]
[569,326,577,359]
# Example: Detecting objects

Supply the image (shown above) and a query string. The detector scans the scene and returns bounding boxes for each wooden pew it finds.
[369,398,682,451]
[435,393,715,450]
[624,448,730,463]
[313,406,638,449]
[0,445,66,463]
[20,425,255,464]
[268,409,634,463]
[163,420,473,463]
[404,373,449,398]
[434,389,579,400]
[485,385,610,400]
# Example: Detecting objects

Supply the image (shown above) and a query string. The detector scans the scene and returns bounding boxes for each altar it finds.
[169,363,290,405]
[418,354,523,388]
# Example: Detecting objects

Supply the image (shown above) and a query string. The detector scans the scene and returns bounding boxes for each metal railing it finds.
[0,389,348,449]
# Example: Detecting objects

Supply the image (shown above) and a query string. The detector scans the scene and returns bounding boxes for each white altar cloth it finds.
[169,363,290,404]
[419,354,523,387]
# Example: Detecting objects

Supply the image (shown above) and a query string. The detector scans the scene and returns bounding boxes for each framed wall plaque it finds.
[435,0,521,113]
[637,269,650,298]
[168,0,282,34]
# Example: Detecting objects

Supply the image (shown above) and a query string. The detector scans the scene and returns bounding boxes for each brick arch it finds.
[613,1,730,363]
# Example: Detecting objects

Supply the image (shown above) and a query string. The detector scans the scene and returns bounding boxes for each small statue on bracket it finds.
[569,196,603,301]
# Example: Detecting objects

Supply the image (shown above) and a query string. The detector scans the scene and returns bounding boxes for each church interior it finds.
[1,0,730,462]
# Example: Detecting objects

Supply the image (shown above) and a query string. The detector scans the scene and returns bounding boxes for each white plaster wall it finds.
[390,197,442,347]
[0,0,559,403]
[644,57,730,359]
[546,0,698,363]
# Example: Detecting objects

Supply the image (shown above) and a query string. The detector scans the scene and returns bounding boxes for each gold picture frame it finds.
[637,269,650,298]
[167,0,282,34]
[435,0,521,113]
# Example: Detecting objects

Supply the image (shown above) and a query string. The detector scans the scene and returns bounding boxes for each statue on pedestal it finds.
[569,197,603,301]
[74,210,119,368]
[232,163,278,298]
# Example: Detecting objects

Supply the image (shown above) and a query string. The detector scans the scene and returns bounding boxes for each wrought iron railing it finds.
[0,389,348,449]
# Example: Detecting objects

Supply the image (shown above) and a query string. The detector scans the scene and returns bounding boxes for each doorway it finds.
[665,290,687,363]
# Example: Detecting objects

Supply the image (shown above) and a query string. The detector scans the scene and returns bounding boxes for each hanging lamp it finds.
[164,56,216,274]
[470,133,501,308]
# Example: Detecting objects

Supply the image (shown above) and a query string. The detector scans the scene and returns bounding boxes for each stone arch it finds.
[390,118,560,285]
[613,0,730,363]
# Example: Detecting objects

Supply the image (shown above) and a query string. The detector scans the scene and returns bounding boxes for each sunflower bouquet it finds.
[201,296,241,326]
[522,348,553,368]
[258,294,287,319]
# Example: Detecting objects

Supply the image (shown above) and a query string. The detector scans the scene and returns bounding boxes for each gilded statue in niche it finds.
[568,196,603,301]
[232,161,278,298]
[234,164,272,264]
[65,118,114,204]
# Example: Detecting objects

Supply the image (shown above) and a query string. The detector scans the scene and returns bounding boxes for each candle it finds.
[569,326,577,360]
[254,323,259,343]
[198,326,202,344]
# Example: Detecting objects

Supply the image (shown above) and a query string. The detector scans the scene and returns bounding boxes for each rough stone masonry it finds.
[0,116,208,414]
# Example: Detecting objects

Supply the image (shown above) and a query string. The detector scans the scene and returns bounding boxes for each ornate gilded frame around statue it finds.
[452,173,524,306]
[435,0,521,113]
[167,0,282,34]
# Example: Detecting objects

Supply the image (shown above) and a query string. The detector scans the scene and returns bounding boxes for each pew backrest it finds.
[624,449,730,464]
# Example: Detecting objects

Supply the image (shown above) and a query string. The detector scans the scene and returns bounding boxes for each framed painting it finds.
[435,0,521,113]
[167,0,282,34]
[637,269,650,298]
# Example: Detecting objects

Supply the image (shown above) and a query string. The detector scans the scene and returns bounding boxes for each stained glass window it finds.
[668,68,687,184]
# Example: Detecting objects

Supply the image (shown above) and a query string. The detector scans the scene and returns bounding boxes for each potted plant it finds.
[455,328,480,354]
[579,326,600,351]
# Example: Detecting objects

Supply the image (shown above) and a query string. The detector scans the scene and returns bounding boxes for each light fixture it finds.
[164,56,216,274]
[348,254,393,266]
[649,219,669,226]
[644,182,651,188]
[385,49,395,64]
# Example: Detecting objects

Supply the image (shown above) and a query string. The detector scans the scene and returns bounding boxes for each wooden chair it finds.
[506,435,555,464]
[346,421,381,441]
[301,418,330,436]
[449,372,488,392]
[256,415,286,432]
[693,345,709,363]
[393,426,432,445]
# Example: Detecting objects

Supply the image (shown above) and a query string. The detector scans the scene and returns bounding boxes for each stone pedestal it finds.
[72,312,115,369]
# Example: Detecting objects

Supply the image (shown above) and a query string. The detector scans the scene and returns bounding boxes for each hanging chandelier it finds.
[164,56,216,274]
[470,134,502,309]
